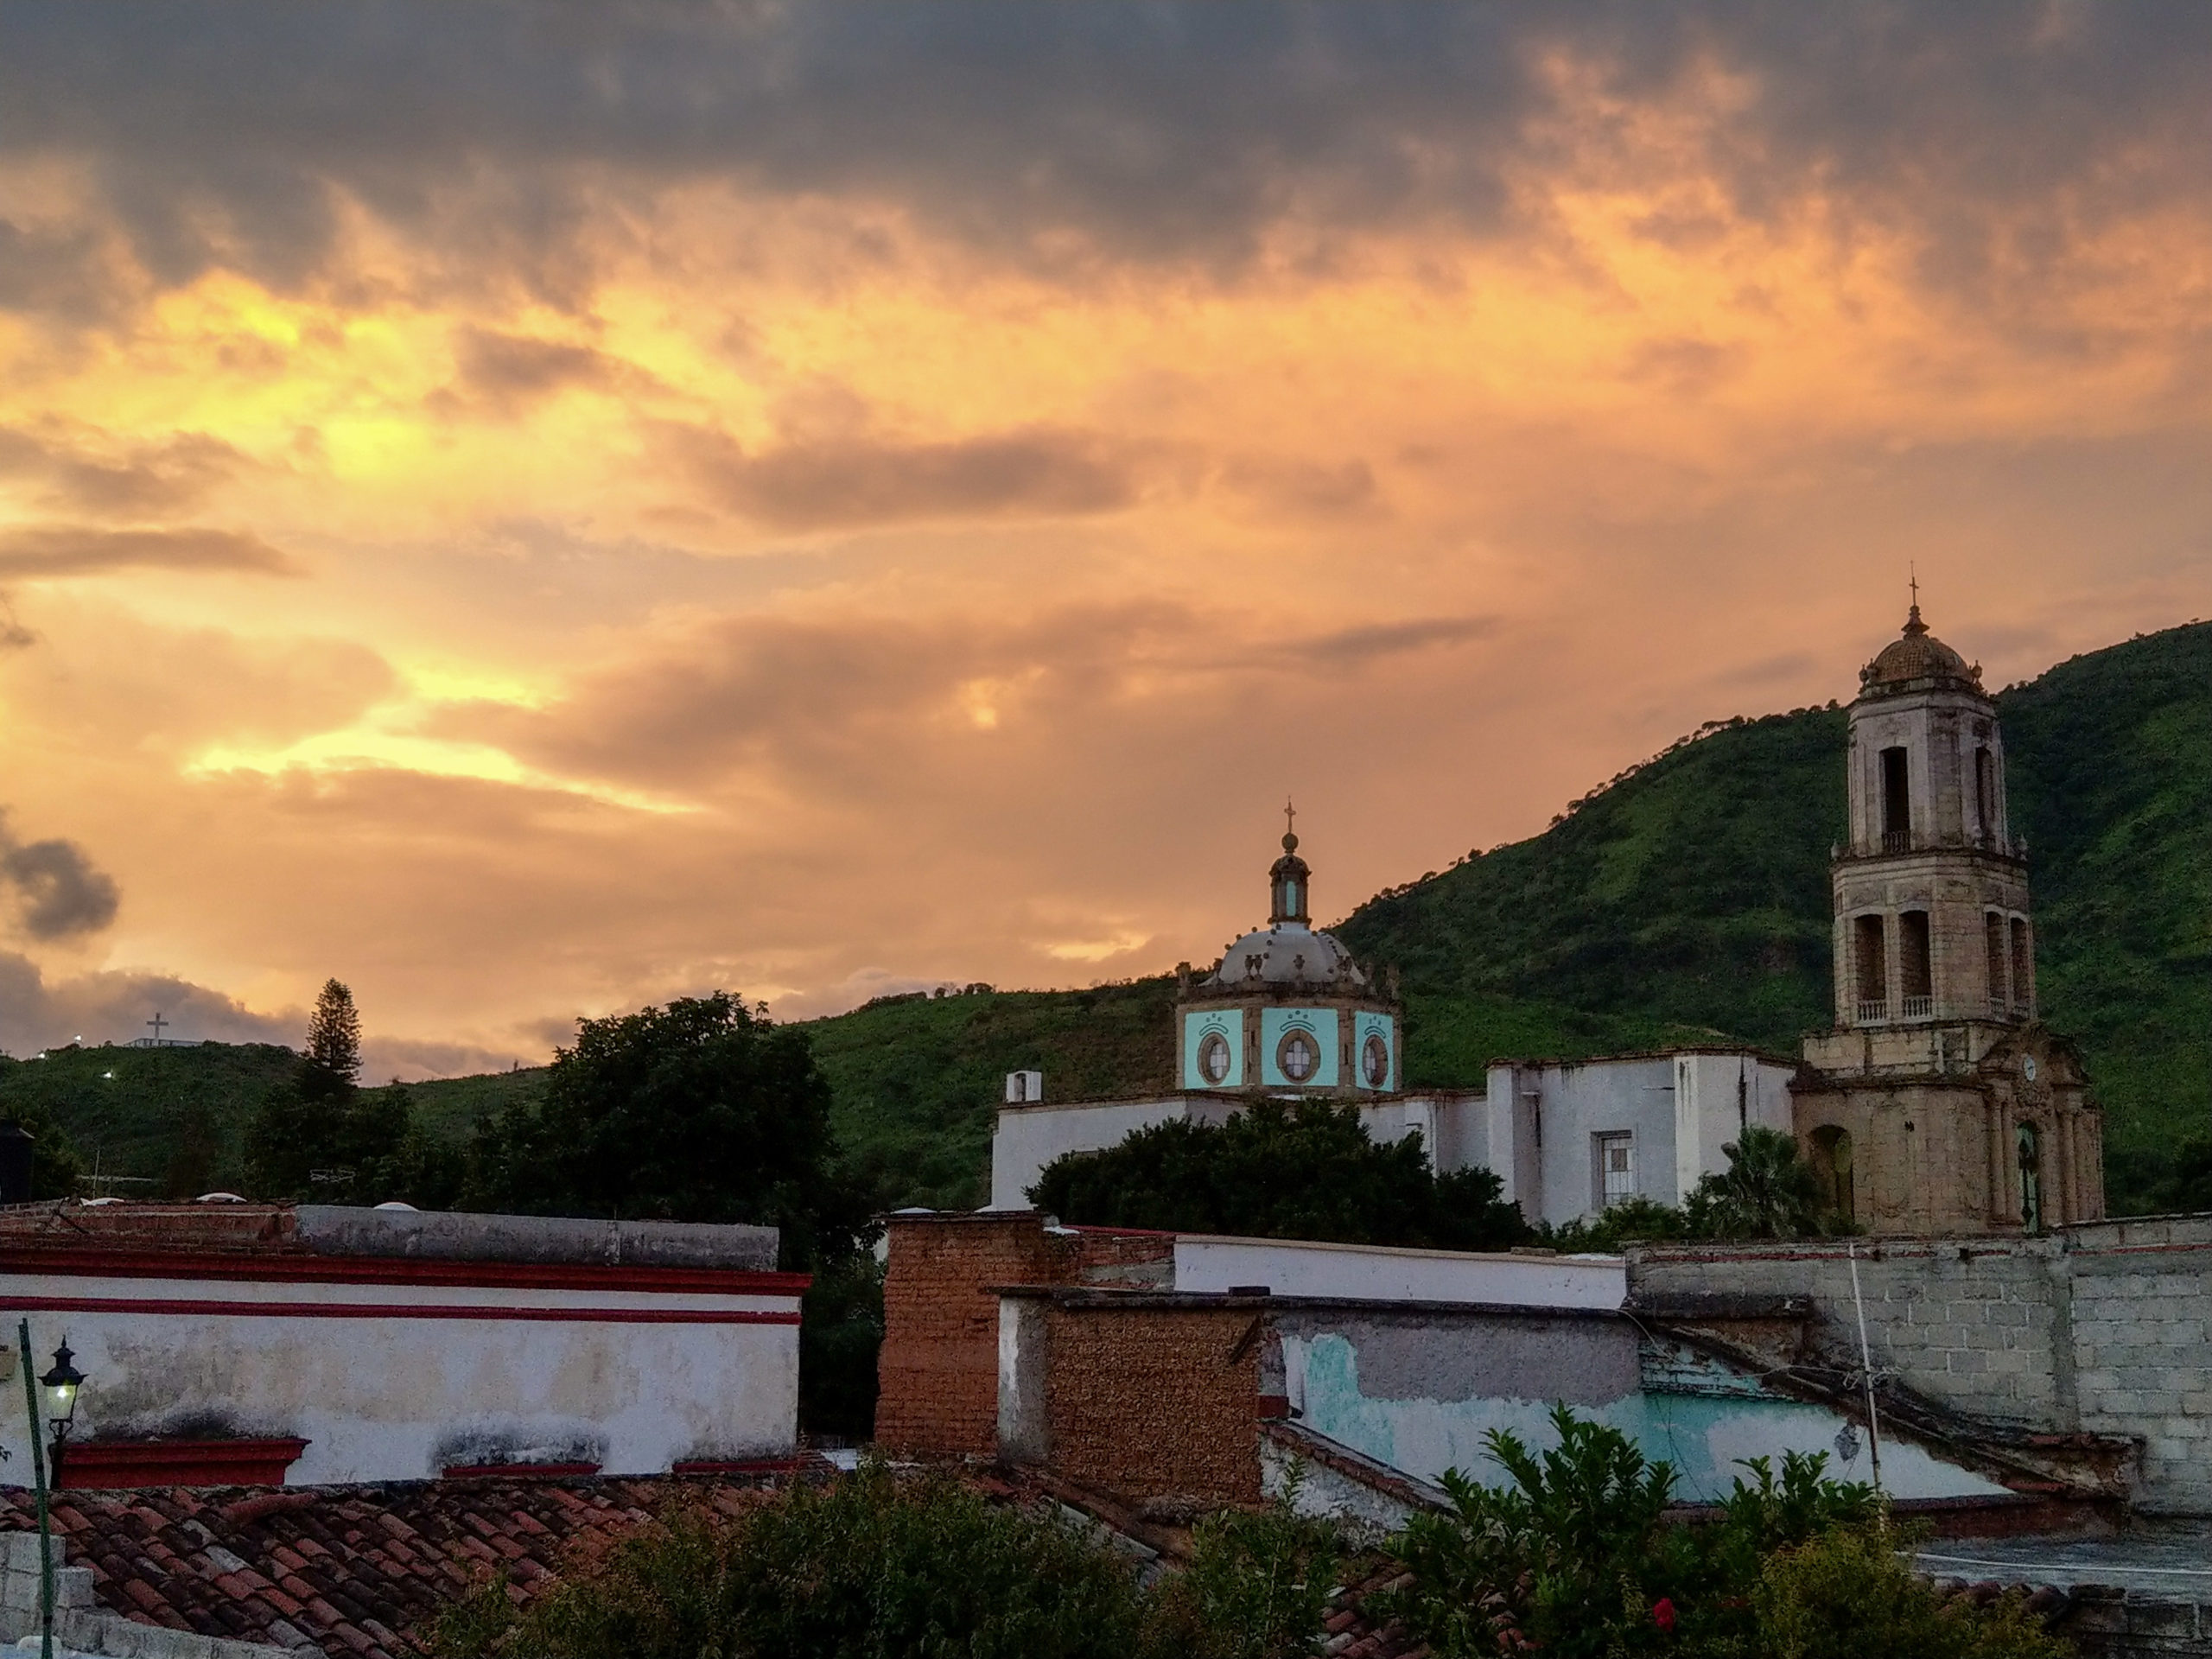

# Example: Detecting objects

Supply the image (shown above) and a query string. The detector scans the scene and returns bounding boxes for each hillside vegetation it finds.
[7,622,2205,1214]
[1338,620,2212,1193]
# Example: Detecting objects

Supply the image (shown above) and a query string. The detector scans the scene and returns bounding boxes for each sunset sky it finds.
[2,3,2209,1076]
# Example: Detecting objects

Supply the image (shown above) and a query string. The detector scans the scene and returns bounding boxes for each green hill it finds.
[7,621,2205,1215]
[1335,620,2212,1198]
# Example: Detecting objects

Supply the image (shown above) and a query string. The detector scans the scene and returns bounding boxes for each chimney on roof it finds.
[0,1122,32,1205]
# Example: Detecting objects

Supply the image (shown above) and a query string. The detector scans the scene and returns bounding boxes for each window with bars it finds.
[1594,1133,1635,1209]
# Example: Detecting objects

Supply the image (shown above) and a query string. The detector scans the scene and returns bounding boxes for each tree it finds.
[162,1099,220,1198]
[303,978,362,1098]
[464,992,872,1262]
[1686,1124,1833,1240]
[461,993,880,1434]
[1029,1100,1531,1252]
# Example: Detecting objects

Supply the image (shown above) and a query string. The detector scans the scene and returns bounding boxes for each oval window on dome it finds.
[1198,1031,1232,1084]
[1363,1032,1390,1088]
[1277,1030,1318,1083]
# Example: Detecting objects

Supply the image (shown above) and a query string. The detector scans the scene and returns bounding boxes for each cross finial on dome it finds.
[1283,796,1298,851]
[1905,564,1927,635]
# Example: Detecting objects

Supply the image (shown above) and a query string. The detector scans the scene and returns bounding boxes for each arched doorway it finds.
[2016,1122,2043,1232]
[1808,1125,1855,1224]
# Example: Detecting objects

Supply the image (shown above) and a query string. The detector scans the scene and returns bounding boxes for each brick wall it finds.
[876,1214,1072,1457]
[1630,1215,2212,1514]
[1043,1302,1262,1504]
[875,1214,1185,1455]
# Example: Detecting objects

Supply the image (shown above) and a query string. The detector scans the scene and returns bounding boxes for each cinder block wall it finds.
[1043,1304,1262,1504]
[1630,1215,2212,1515]
[2067,1219,2212,1510]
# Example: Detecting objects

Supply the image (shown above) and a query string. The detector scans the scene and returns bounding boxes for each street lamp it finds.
[38,1341,83,1481]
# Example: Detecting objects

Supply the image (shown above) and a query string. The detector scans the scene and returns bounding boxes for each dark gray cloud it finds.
[438,326,630,416]
[0,524,299,578]
[0,951,287,1058]
[666,422,1141,531]
[0,814,118,939]
[8,4,2211,314]
[1300,616,1498,664]
[0,427,241,518]
[436,598,1503,792]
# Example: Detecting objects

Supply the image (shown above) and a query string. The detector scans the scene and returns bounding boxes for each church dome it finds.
[1208,921,1368,991]
[1862,604,1981,693]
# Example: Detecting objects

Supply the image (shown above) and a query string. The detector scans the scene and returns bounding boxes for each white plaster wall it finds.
[1520,1058,1678,1224]
[1673,1054,1799,1205]
[990,1097,1192,1209]
[1475,1054,1789,1228]
[0,1270,800,1484]
[1173,1236,1625,1310]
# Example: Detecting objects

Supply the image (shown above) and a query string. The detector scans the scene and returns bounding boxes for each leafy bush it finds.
[1758,1524,2070,1659]
[434,1462,1338,1659]
[1382,1408,2060,1659]
[1029,1099,1530,1251]
[442,1464,1149,1659]
[1147,1483,1340,1659]
[1384,1406,1695,1659]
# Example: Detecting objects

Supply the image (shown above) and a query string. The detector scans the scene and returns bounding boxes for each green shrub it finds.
[432,1463,1339,1659]
[1029,1099,1529,1251]
[1382,1408,2058,1659]
[1146,1481,1340,1659]
[1758,1524,2071,1659]
[1383,1405,1697,1659]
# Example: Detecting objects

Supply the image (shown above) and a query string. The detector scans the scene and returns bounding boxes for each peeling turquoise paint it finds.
[1285,1333,2007,1503]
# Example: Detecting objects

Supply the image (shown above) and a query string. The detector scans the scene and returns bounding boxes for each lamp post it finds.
[14,1321,56,1659]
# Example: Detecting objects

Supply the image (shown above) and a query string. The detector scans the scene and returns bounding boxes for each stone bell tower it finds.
[1830,596,2032,1028]
[1794,597,2104,1235]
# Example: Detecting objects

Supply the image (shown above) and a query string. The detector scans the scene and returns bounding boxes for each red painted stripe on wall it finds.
[0,1294,801,1325]
[0,1248,810,1297]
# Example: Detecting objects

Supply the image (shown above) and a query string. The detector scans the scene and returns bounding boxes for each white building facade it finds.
[989,831,1796,1229]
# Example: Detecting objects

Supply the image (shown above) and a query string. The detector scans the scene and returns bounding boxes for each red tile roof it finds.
[1,1465,1430,1659]
[0,1472,790,1656]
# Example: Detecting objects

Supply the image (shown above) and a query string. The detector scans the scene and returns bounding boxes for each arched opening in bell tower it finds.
[2017,1121,2043,1233]
[1985,912,2008,1013]
[1898,910,1933,1017]
[1974,746,1997,843]
[1808,1125,1855,1222]
[2009,918,2031,1015]
[1880,747,1911,851]
[1853,913,1887,1020]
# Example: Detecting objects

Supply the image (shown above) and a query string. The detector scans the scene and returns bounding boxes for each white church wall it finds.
[1174,1233,1624,1309]
[1672,1053,1799,1204]
[990,1096,1191,1209]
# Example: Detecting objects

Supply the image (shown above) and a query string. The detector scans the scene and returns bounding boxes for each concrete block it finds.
[0,1571,43,1612]
[53,1565,92,1609]
[1945,1350,1990,1376]
[1984,1302,2030,1328]
[0,1535,47,1573]
[2183,1392,2212,1415]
